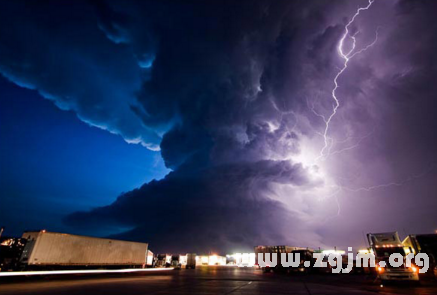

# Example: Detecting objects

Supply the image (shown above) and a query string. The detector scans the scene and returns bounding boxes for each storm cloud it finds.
[1,0,437,252]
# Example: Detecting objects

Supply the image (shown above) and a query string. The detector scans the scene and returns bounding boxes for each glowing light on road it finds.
[0,268,174,277]
[322,249,345,256]
[227,253,256,267]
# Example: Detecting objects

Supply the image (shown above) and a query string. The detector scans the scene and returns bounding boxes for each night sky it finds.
[1,0,436,253]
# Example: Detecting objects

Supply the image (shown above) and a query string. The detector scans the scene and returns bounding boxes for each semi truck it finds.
[146,250,155,267]
[367,232,419,283]
[186,253,196,269]
[289,249,315,274]
[170,255,181,269]
[19,230,149,270]
[155,254,171,268]
[254,245,307,273]
[0,237,26,271]
[403,234,437,277]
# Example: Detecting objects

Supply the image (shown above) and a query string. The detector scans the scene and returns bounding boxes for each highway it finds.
[0,266,436,295]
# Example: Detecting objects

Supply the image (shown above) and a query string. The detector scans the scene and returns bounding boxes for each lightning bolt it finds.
[326,128,375,158]
[320,165,434,221]
[294,1,432,221]
[340,165,434,193]
[317,0,378,160]
[302,1,435,222]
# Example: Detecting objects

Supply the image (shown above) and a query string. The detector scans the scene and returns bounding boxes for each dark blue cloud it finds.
[0,0,163,150]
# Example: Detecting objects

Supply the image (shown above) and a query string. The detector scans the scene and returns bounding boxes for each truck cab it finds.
[170,255,181,269]
[367,232,419,283]
[156,254,169,268]
[289,249,314,274]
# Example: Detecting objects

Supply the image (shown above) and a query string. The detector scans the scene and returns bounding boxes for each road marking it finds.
[225,280,253,294]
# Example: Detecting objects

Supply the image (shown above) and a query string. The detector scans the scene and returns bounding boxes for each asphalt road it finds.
[0,266,436,295]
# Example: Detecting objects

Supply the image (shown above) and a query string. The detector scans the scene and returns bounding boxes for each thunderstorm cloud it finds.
[1,0,436,252]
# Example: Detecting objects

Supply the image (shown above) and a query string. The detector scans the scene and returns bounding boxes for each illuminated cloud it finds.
[1,0,436,251]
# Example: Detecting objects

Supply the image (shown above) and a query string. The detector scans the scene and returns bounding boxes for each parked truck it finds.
[170,255,181,269]
[254,245,307,273]
[403,234,437,277]
[367,232,419,283]
[289,249,315,274]
[19,230,149,270]
[155,254,171,268]
[186,253,196,269]
[146,250,155,268]
[0,237,26,271]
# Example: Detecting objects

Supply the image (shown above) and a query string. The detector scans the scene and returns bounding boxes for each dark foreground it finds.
[0,266,436,295]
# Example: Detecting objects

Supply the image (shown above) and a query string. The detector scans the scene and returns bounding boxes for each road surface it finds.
[1,266,436,295]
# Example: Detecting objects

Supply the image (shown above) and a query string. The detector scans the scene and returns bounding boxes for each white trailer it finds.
[20,231,148,269]
[146,250,155,267]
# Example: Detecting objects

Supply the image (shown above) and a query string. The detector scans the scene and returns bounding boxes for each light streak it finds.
[0,268,174,277]
[318,0,378,160]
